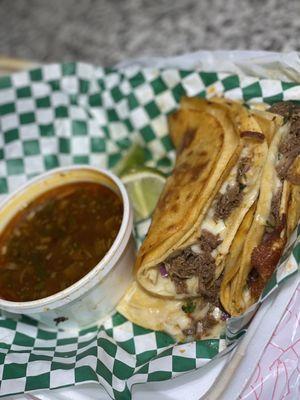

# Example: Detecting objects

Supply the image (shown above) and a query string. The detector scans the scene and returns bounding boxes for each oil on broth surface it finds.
[0,182,123,301]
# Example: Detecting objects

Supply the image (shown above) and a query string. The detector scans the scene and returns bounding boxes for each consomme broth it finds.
[0,181,123,302]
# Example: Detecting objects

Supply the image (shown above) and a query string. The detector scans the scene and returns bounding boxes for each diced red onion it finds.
[221,311,230,321]
[159,264,168,277]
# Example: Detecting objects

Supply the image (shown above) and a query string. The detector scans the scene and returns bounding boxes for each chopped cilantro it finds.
[182,299,196,314]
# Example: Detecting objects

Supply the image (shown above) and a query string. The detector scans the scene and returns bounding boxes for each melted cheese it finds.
[145,268,201,298]
[200,145,251,240]
[201,217,227,237]
[212,307,222,320]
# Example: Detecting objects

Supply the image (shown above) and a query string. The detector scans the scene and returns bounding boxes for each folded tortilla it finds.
[136,98,268,300]
[220,203,257,316]
[221,106,299,315]
[117,282,225,341]
[135,102,241,296]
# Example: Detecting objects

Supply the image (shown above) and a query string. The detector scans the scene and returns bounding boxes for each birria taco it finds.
[221,102,300,315]
[135,98,268,299]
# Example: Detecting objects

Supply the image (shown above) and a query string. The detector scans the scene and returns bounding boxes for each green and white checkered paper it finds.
[0,62,299,399]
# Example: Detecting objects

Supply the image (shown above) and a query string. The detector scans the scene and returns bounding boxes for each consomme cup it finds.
[0,166,135,331]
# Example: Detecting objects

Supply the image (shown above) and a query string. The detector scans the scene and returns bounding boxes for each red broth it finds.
[0,182,123,302]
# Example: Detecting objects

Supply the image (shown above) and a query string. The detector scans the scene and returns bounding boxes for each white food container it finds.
[0,166,135,331]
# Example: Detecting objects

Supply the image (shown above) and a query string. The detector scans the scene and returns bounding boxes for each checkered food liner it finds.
[0,63,299,400]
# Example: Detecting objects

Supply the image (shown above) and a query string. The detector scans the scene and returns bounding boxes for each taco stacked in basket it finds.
[118,98,300,341]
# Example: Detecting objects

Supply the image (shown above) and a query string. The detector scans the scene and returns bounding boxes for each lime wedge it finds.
[113,144,146,176]
[121,167,166,222]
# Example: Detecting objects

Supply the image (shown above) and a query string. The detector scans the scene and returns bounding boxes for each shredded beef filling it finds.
[276,136,300,180]
[160,230,222,301]
[269,101,296,118]
[270,102,300,181]
[201,314,218,333]
[198,229,222,252]
[182,302,229,339]
[182,305,218,339]
[264,188,283,237]
[214,157,250,220]
[279,132,300,156]
[214,184,242,220]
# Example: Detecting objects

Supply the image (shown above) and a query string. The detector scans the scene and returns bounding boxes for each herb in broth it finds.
[0,182,123,301]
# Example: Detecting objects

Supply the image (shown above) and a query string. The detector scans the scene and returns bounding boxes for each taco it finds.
[136,98,268,300]
[221,102,300,315]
